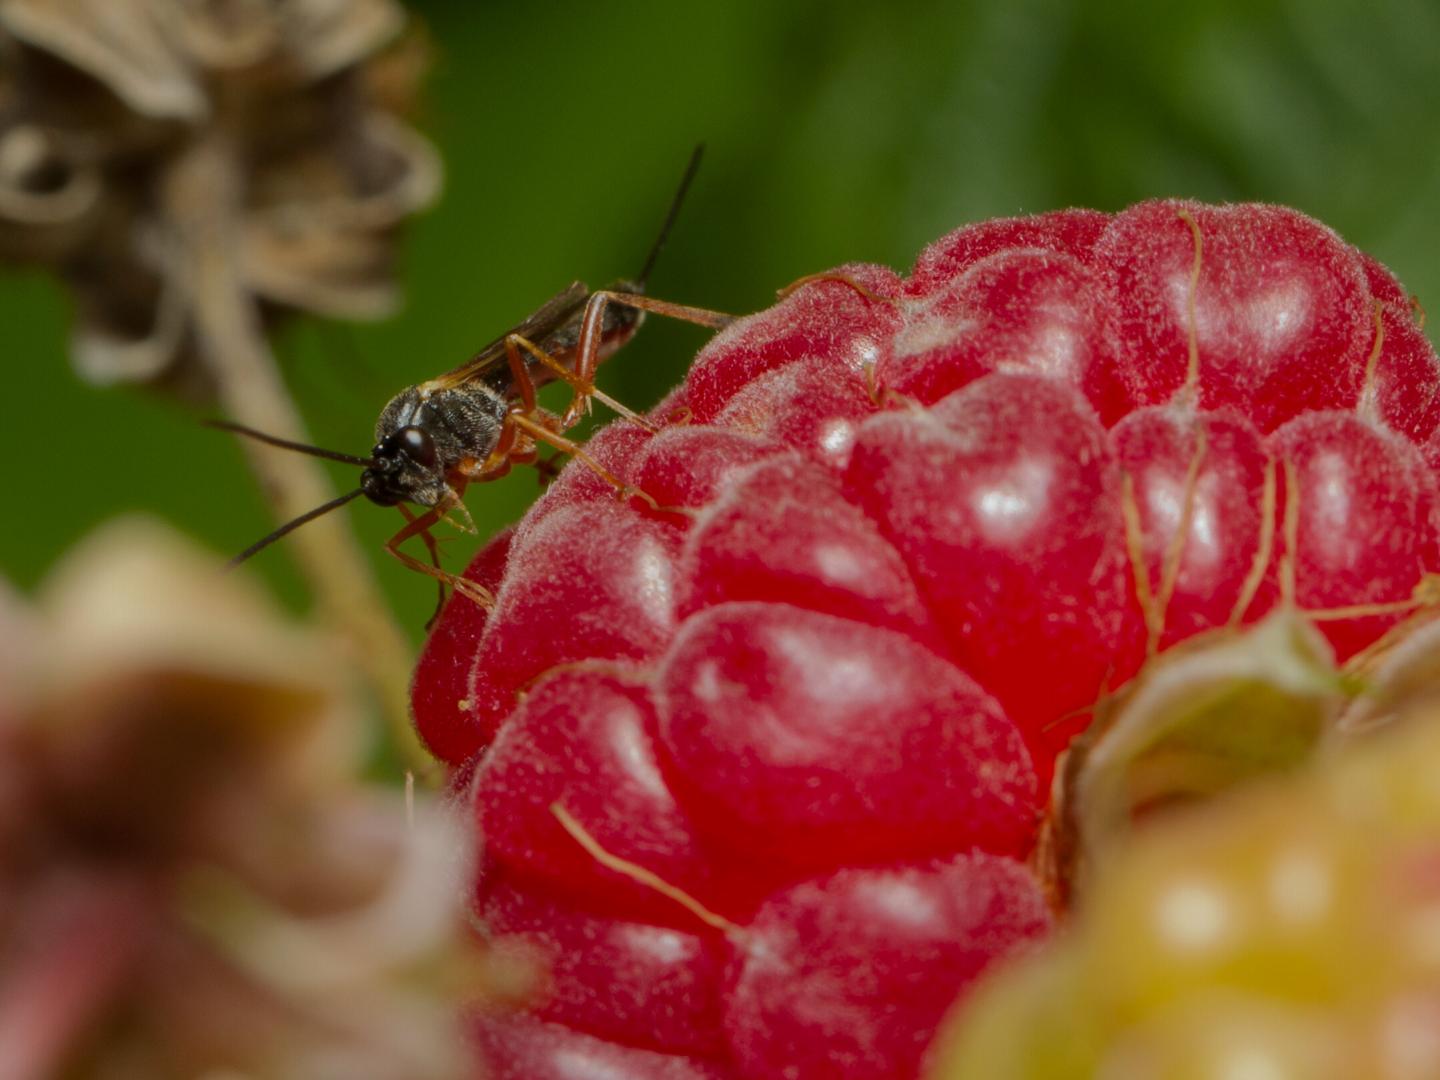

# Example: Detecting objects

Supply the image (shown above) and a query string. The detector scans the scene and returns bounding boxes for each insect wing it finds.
[426,280,590,392]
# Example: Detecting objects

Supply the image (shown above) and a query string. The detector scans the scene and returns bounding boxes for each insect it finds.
[212,146,732,615]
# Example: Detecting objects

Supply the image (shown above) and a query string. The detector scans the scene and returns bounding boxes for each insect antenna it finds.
[226,488,366,569]
[633,143,705,290]
[203,418,374,467]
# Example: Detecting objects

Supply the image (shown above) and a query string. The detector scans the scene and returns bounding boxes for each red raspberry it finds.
[414,201,1440,1078]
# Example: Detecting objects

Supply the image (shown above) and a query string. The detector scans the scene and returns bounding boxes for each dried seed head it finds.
[0,0,440,394]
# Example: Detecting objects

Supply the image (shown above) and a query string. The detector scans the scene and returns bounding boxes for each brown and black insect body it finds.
[215,146,731,616]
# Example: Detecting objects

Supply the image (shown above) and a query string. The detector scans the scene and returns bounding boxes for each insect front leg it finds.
[563,291,735,429]
[397,503,446,625]
[385,489,496,613]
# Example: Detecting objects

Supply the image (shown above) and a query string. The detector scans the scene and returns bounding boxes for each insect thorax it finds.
[373,383,508,482]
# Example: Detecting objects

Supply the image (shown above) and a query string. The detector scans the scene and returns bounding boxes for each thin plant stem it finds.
[163,133,432,779]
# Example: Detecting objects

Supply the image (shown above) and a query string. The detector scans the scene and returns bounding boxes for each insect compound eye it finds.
[399,425,437,469]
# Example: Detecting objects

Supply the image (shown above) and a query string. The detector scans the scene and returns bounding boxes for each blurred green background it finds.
[3,0,1438,636]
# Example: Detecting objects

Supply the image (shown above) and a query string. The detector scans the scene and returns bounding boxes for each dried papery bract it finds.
[0,518,485,1079]
[0,0,441,766]
[1041,612,1342,908]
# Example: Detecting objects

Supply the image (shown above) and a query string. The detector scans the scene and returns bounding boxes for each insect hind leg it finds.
[564,291,735,429]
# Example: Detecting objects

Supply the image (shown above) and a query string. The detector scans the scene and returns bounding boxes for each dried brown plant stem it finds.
[164,133,429,777]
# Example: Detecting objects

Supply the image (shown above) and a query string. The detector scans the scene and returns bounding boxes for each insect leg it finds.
[397,504,447,627]
[385,493,496,612]
[506,410,659,510]
[503,336,540,415]
[532,449,566,487]
[507,332,656,433]
[564,291,735,428]
[775,271,898,306]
